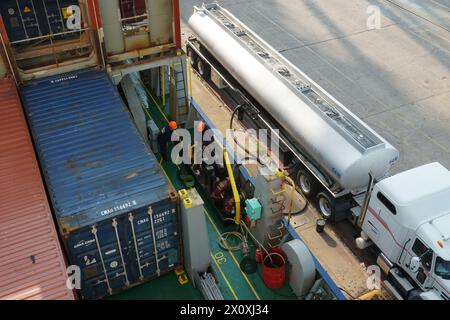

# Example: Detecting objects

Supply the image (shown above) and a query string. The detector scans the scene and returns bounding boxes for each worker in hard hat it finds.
[158,121,178,161]
[196,120,207,135]
[189,121,208,164]
[196,120,215,148]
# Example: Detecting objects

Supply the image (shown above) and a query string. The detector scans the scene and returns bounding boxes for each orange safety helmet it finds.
[168,121,178,131]
[196,121,206,133]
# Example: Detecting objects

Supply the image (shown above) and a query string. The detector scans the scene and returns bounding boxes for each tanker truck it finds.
[187,3,450,300]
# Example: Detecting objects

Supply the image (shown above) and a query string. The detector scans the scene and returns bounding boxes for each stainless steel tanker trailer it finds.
[186,4,450,300]
[186,3,399,220]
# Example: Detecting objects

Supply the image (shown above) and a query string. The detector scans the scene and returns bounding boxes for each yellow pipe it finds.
[224,150,241,225]
[357,290,385,300]
[285,176,296,223]
[161,66,166,107]
[271,187,286,196]
[187,57,193,99]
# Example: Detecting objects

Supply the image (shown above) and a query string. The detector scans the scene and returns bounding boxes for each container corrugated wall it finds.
[0,78,75,300]
[20,69,181,300]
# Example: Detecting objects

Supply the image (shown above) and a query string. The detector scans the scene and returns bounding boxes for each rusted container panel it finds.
[97,0,181,61]
[120,0,146,19]
[0,78,75,300]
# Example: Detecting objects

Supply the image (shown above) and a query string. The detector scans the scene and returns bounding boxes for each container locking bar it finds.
[112,218,130,287]
[148,207,161,276]
[91,225,112,295]
[128,213,144,281]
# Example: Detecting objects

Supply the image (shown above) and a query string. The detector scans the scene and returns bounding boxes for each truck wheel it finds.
[187,47,198,69]
[297,169,319,198]
[316,192,335,219]
[197,59,211,80]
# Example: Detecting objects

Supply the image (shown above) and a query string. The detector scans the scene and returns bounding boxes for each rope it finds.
[218,232,245,252]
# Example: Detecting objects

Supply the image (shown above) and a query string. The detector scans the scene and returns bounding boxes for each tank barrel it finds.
[188,4,399,191]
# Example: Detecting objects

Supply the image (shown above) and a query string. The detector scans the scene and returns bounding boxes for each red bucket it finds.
[262,248,287,289]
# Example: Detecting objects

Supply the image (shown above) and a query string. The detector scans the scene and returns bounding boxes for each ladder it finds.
[170,56,189,125]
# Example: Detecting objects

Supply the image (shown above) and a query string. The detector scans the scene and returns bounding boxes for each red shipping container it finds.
[0,78,75,300]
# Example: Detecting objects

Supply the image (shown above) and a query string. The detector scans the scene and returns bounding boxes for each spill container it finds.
[20,69,182,300]
[262,248,287,290]
[0,78,75,300]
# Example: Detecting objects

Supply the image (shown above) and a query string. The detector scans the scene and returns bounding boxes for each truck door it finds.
[364,189,398,258]
[409,238,434,289]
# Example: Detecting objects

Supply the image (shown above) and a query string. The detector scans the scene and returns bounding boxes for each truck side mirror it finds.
[409,256,421,273]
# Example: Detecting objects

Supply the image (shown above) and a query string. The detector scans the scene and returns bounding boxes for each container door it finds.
[41,0,79,37]
[66,229,107,300]
[66,216,133,300]
[0,0,41,42]
[66,202,180,299]
[126,202,180,283]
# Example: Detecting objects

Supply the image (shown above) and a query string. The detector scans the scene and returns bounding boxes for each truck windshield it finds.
[435,257,450,280]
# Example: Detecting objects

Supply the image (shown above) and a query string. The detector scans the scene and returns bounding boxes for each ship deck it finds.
[107,85,297,301]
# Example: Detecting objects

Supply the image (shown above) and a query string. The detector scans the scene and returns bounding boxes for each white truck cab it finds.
[358,163,450,300]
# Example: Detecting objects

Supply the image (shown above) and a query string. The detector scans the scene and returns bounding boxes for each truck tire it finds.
[197,59,211,80]
[187,46,198,69]
[297,169,320,198]
[316,192,335,219]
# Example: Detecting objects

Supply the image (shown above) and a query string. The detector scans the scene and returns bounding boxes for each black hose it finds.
[232,135,264,166]
[230,104,244,130]
[284,162,302,175]
[229,104,267,166]
[282,203,308,216]
[282,185,309,216]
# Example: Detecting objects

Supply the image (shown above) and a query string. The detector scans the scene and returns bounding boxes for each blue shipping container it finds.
[21,69,181,300]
